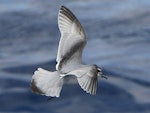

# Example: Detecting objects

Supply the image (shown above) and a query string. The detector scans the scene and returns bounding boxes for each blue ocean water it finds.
[0,0,150,113]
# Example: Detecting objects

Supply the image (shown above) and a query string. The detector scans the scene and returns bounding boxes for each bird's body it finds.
[31,6,106,98]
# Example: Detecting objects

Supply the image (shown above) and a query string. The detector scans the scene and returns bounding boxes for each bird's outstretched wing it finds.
[56,6,86,73]
[68,65,98,95]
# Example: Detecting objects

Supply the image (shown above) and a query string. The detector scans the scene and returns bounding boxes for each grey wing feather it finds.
[56,6,86,73]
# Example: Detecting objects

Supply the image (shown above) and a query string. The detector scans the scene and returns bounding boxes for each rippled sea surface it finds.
[0,0,150,113]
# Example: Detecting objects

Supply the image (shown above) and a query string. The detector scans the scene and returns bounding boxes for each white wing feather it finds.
[56,6,86,73]
[68,65,98,95]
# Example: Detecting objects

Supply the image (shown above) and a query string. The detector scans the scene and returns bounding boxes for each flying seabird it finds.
[31,5,107,98]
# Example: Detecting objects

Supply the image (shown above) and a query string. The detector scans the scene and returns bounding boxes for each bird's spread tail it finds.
[31,68,63,97]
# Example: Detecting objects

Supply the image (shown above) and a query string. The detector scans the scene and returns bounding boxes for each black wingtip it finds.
[59,5,76,21]
[61,5,65,8]
[60,5,67,11]
[60,5,68,10]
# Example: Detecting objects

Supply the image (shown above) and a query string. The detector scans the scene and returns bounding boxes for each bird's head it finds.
[97,67,108,79]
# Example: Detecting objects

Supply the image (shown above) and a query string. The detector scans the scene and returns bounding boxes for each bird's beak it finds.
[101,74,108,79]
[97,67,108,79]
[98,72,108,79]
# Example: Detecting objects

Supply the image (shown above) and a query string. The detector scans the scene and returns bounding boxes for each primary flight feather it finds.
[31,5,107,97]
